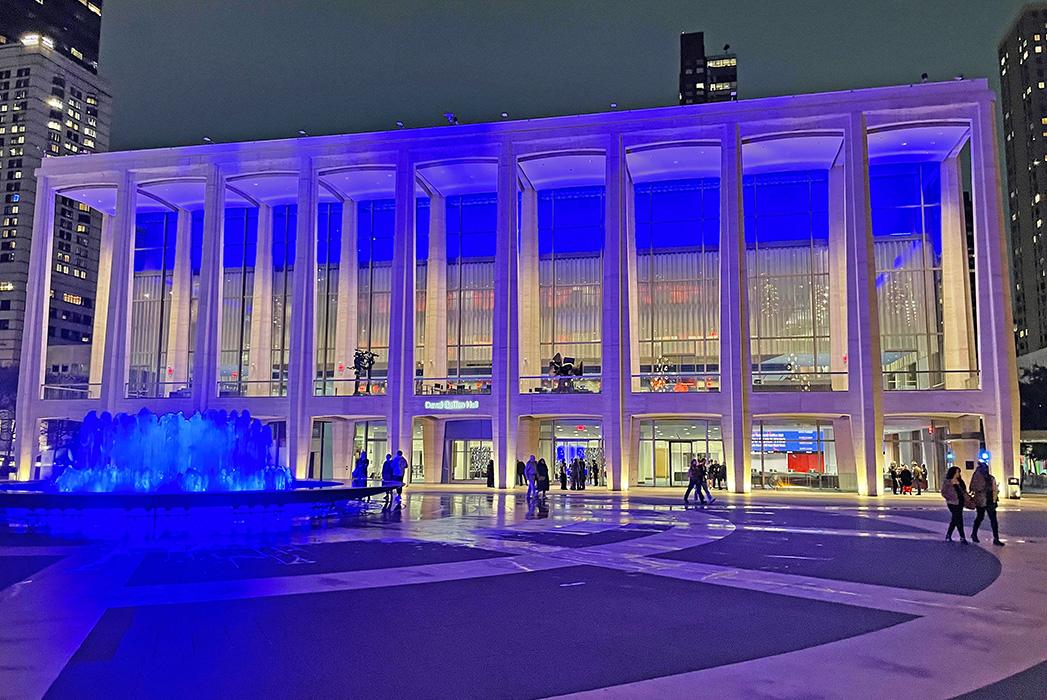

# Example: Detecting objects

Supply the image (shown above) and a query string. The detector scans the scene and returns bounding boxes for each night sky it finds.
[100,0,1030,152]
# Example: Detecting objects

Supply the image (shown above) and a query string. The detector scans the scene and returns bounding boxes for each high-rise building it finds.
[0,0,103,73]
[679,31,737,105]
[0,16,110,377]
[1000,3,1047,356]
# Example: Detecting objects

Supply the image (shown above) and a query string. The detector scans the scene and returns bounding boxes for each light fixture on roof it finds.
[610,102,618,109]
[500,111,509,119]
[395,120,405,128]
[297,129,308,137]
[443,112,459,125]
[921,73,929,83]
[723,43,730,52]
[954,73,965,81]
[202,136,213,144]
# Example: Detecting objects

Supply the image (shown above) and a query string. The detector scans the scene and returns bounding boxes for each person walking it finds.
[352,450,369,487]
[889,463,899,495]
[941,465,969,543]
[536,458,550,499]
[970,461,1005,546]
[524,455,538,500]
[684,459,704,504]
[697,458,715,504]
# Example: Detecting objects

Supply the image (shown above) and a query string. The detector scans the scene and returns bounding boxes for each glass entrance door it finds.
[451,439,491,481]
[669,441,694,487]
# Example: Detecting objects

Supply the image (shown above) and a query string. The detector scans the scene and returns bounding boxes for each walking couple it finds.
[684,457,716,505]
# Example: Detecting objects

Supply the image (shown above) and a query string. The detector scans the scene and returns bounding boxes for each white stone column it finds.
[421,416,446,483]
[843,112,884,496]
[287,162,319,479]
[828,162,849,391]
[165,208,193,393]
[601,135,627,491]
[386,150,416,461]
[192,165,226,412]
[15,175,56,479]
[88,213,113,390]
[492,143,519,488]
[970,101,1021,488]
[332,198,359,394]
[518,184,541,391]
[247,204,274,396]
[940,156,977,389]
[423,192,448,380]
[719,125,752,493]
[623,171,642,393]
[99,170,137,410]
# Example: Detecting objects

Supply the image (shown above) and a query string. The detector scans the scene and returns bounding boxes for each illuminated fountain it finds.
[52,409,292,493]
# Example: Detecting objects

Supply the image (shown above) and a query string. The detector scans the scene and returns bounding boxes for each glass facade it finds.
[315,202,342,391]
[871,162,947,390]
[356,199,394,385]
[751,419,838,489]
[538,187,604,379]
[634,179,720,392]
[445,194,496,379]
[128,211,176,397]
[538,420,604,484]
[745,170,832,391]
[636,419,723,487]
[218,206,258,395]
[269,205,296,396]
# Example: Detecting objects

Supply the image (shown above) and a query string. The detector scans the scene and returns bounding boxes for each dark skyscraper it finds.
[1000,3,1047,356]
[0,0,102,73]
[679,31,737,105]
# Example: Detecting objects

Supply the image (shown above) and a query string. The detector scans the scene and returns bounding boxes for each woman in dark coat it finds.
[486,459,495,487]
[536,458,550,496]
[940,465,969,543]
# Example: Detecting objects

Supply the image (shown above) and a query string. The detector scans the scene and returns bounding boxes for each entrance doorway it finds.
[451,439,491,481]
[637,419,723,487]
[539,420,605,487]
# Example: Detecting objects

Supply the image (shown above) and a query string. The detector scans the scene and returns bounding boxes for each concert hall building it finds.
[14,80,1019,495]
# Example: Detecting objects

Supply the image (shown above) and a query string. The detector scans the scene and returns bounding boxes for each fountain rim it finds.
[0,481,397,511]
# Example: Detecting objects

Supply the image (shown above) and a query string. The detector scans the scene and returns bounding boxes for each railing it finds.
[519,374,601,394]
[752,470,840,490]
[313,377,389,397]
[415,377,492,395]
[882,369,979,391]
[218,380,288,398]
[42,381,100,400]
[752,371,847,392]
[632,373,719,393]
[125,380,193,399]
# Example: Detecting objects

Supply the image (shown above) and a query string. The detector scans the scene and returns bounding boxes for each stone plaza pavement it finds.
[0,486,1044,699]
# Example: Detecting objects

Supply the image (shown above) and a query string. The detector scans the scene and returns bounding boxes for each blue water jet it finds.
[52,409,292,493]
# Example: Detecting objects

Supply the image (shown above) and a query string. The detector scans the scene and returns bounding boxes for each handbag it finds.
[963,493,976,510]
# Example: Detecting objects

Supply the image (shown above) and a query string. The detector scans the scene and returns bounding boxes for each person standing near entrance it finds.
[516,460,526,486]
[970,461,1005,546]
[352,451,369,487]
[912,463,925,495]
[391,450,408,497]
[486,459,495,488]
[559,461,568,490]
[888,463,899,494]
[524,455,538,500]
[536,458,550,498]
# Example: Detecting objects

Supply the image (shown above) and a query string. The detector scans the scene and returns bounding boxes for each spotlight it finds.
[610,102,618,109]
[395,120,405,128]
[443,112,459,125]
[954,73,965,81]
[203,136,213,144]
[297,129,308,137]
[500,111,509,119]
[921,72,928,83]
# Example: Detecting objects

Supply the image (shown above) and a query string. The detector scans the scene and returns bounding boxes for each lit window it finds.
[0,282,13,292]
[70,47,83,61]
